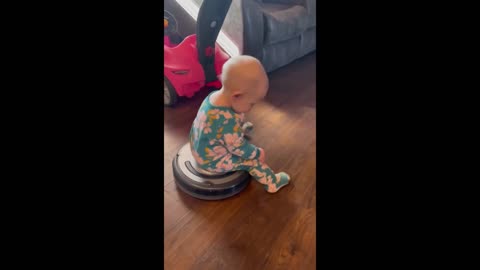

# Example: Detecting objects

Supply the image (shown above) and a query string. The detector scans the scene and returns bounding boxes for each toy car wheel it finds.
[164,76,178,106]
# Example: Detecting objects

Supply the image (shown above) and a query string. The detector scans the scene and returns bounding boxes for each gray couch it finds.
[194,0,316,72]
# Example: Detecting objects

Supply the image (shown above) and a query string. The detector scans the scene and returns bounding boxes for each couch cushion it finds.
[261,3,308,45]
[262,0,305,5]
[261,36,301,72]
[305,0,315,28]
[301,27,316,54]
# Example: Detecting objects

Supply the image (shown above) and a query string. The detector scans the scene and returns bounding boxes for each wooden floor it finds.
[164,53,316,270]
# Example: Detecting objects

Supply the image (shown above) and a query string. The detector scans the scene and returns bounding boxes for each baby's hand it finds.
[259,148,266,163]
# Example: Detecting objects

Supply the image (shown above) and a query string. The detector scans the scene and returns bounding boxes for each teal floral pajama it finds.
[189,92,288,192]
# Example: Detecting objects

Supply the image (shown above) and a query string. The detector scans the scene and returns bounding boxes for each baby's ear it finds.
[231,90,243,99]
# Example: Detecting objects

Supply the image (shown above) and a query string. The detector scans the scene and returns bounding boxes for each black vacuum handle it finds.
[196,0,232,83]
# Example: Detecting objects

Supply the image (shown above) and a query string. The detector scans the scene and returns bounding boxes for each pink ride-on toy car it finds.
[163,0,232,106]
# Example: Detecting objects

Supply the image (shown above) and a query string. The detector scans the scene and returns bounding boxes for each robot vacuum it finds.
[172,143,251,200]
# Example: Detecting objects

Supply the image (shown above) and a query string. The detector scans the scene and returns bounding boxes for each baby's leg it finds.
[233,158,290,193]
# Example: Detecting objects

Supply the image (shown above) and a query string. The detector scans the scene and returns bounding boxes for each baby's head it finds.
[221,55,268,113]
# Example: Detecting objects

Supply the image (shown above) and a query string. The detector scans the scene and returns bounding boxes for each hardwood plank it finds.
[261,208,316,270]
[187,194,300,270]
[164,191,194,235]
[164,192,254,269]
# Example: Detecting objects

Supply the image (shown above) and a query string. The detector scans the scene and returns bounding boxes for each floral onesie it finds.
[189,91,289,193]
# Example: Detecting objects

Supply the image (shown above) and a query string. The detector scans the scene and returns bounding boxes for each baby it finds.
[189,55,290,193]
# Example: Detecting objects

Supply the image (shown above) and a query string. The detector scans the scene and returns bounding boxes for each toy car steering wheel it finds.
[164,10,178,36]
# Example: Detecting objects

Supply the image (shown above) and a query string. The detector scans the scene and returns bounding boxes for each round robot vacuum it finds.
[172,143,251,200]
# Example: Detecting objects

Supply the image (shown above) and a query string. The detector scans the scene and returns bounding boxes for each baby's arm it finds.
[228,136,262,160]
[215,112,259,159]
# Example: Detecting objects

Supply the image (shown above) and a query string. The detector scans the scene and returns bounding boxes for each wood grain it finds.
[164,52,316,270]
